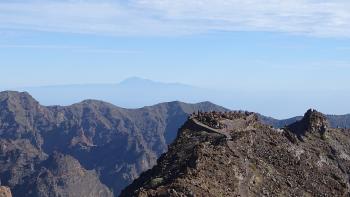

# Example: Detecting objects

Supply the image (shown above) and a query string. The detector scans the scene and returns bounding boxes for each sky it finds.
[0,0,350,118]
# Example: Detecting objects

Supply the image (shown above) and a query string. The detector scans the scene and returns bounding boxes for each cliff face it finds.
[24,152,113,197]
[121,110,350,197]
[0,91,227,196]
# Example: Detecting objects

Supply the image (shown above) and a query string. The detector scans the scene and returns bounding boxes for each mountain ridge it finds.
[9,77,210,108]
[121,110,350,196]
[1,91,350,196]
[0,91,228,196]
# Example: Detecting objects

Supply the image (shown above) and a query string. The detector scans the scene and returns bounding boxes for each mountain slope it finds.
[1,91,350,196]
[326,114,350,128]
[121,110,350,196]
[24,152,113,197]
[0,91,228,196]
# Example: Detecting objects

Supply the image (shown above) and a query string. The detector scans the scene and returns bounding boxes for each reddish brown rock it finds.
[0,186,12,197]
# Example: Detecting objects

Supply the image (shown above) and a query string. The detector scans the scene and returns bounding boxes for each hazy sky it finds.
[1,0,350,117]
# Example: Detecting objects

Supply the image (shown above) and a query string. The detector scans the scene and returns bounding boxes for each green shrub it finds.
[149,177,164,187]
[321,133,328,141]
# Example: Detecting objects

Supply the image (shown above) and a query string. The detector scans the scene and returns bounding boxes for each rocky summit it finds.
[121,110,350,196]
[287,109,329,139]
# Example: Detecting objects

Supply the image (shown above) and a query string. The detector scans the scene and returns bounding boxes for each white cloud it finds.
[0,44,141,54]
[0,0,350,37]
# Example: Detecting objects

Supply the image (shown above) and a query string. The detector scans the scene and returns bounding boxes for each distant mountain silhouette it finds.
[6,77,350,118]
[13,77,212,108]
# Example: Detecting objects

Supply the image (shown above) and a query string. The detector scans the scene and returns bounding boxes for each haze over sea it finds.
[1,0,350,118]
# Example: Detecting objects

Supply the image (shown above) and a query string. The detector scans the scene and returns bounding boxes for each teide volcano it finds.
[121,110,350,196]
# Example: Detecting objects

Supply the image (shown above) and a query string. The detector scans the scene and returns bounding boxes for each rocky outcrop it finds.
[0,186,12,197]
[287,109,329,139]
[121,110,350,196]
[0,91,227,196]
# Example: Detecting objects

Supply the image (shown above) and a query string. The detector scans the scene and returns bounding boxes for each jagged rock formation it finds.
[0,186,12,197]
[121,110,350,196]
[287,109,329,139]
[0,91,227,196]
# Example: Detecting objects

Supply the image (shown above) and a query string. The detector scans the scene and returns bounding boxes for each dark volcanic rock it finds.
[287,109,329,139]
[121,111,350,196]
[25,152,113,197]
[0,91,227,196]
[0,139,45,189]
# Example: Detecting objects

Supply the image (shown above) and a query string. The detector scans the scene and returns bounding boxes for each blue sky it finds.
[0,0,350,117]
